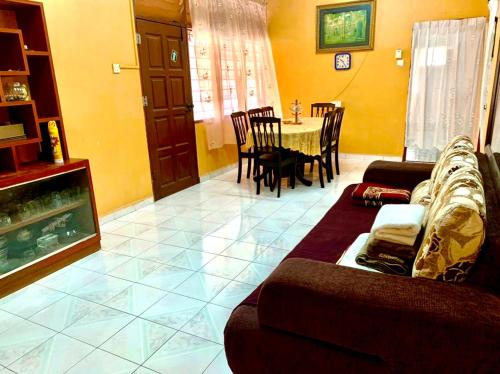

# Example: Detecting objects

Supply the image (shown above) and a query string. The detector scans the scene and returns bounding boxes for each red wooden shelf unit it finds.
[0,0,100,297]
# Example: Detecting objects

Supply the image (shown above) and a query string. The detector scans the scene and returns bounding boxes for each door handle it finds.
[186,104,194,112]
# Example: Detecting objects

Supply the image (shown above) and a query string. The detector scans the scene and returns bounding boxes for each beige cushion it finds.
[412,167,486,282]
[431,150,478,199]
[410,179,432,206]
[429,135,474,189]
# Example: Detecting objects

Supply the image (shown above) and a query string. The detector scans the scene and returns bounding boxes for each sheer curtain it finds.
[190,0,282,150]
[405,18,486,162]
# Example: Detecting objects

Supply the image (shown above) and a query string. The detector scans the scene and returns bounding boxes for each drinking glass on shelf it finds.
[0,213,11,227]
[51,192,63,208]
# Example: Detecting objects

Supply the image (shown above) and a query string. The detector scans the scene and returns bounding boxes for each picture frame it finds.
[317,0,376,53]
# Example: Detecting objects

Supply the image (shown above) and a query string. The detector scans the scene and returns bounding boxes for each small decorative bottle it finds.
[290,99,302,124]
[48,121,64,164]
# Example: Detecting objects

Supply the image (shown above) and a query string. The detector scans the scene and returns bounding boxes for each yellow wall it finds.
[268,0,489,156]
[195,124,238,176]
[41,0,153,217]
[40,0,237,217]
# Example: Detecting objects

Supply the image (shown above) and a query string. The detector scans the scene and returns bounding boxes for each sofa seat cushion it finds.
[241,184,380,306]
[413,167,486,282]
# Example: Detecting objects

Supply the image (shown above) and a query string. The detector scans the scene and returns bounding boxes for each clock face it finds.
[335,53,351,70]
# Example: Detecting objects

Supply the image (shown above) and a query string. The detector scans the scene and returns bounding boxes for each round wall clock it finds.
[335,52,352,71]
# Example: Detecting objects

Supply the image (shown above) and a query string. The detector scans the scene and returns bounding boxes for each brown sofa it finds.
[224,154,500,373]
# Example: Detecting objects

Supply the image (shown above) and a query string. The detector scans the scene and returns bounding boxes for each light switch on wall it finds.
[396,59,405,67]
[112,64,121,74]
[395,49,403,59]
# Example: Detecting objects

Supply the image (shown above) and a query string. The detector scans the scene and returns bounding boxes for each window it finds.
[188,30,265,121]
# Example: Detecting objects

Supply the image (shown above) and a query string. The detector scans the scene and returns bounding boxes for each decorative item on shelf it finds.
[41,213,73,236]
[48,121,64,164]
[0,236,7,264]
[0,122,26,141]
[37,233,59,254]
[290,99,303,124]
[4,82,31,102]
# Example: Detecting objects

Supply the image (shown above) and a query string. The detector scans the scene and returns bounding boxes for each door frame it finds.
[135,16,200,201]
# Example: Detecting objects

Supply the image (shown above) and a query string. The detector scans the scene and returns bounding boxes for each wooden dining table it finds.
[246,117,324,186]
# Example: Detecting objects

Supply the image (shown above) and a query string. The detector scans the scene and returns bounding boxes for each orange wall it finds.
[268,0,489,156]
[195,124,238,176]
[40,0,237,217]
[41,0,153,217]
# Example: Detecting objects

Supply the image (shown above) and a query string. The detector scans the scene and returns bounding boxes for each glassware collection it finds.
[0,182,92,274]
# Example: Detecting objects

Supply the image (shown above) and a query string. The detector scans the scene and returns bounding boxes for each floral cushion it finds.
[412,167,486,282]
[410,179,432,206]
[429,135,474,189]
[430,150,478,199]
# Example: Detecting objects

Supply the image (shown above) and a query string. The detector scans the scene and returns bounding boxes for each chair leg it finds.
[327,154,334,181]
[256,163,261,195]
[246,156,251,179]
[277,167,282,198]
[291,164,296,189]
[318,159,325,188]
[237,155,243,183]
[335,149,340,175]
[323,160,331,183]
[309,161,314,173]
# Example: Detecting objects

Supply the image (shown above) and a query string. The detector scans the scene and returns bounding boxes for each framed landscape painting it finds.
[317,0,376,53]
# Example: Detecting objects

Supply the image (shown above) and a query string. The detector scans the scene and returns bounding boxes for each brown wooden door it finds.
[137,18,199,200]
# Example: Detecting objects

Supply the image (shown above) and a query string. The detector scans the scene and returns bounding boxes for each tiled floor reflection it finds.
[0,160,370,373]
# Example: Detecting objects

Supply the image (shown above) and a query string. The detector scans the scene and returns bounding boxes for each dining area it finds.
[230,103,345,198]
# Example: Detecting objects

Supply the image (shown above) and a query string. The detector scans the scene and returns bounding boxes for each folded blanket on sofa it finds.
[371,204,426,246]
[356,244,411,275]
[336,233,380,273]
[365,232,422,262]
[351,183,411,207]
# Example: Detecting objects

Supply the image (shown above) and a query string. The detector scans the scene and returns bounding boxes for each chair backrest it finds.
[261,106,275,117]
[320,111,336,154]
[247,108,264,119]
[249,116,282,152]
[311,103,335,117]
[231,111,249,147]
[331,107,345,148]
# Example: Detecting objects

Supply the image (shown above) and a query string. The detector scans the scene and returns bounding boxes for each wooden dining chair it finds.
[261,106,275,117]
[311,103,335,118]
[303,111,336,188]
[329,107,345,177]
[231,111,254,183]
[250,116,297,198]
[247,108,263,119]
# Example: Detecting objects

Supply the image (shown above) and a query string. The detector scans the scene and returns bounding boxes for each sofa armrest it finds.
[258,259,500,371]
[363,160,434,190]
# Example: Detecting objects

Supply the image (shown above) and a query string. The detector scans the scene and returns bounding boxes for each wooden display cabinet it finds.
[0,0,100,296]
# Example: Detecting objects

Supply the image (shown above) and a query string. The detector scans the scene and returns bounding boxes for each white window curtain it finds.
[190,0,282,150]
[405,18,486,162]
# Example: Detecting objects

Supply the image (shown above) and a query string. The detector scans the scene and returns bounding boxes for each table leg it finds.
[295,155,313,187]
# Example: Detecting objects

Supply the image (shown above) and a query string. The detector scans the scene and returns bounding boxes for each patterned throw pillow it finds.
[431,151,478,199]
[351,183,411,207]
[412,167,486,282]
[429,135,474,190]
[410,179,432,206]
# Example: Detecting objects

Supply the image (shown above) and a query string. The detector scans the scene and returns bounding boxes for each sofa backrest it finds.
[466,152,500,294]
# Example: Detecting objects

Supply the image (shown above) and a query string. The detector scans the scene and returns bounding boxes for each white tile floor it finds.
[0,159,371,374]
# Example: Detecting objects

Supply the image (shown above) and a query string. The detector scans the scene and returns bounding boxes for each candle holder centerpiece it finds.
[289,99,302,124]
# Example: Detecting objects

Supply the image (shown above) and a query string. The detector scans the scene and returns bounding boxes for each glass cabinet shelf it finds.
[0,165,98,278]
